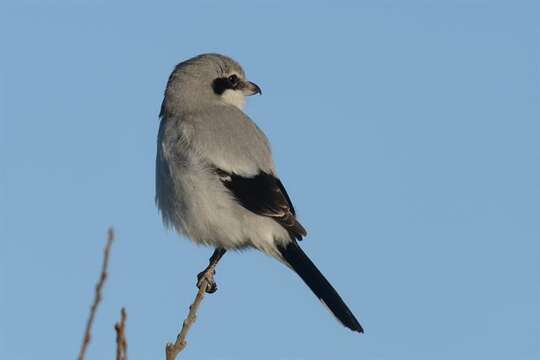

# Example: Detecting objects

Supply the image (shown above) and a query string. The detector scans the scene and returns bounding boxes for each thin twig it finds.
[165,265,217,360]
[77,227,115,360]
[115,307,128,360]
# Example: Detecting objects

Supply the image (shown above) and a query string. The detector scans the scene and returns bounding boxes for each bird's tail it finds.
[277,241,364,333]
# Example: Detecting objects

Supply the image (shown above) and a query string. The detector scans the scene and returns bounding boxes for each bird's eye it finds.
[228,74,239,85]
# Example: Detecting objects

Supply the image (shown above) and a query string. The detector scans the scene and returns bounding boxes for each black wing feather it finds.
[216,169,306,240]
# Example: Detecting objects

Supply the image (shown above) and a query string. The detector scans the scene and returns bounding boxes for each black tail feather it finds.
[277,241,364,333]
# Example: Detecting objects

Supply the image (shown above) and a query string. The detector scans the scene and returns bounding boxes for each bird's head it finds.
[162,53,261,114]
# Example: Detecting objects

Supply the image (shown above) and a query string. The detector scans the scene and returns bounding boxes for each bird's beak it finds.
[241,81,262,96]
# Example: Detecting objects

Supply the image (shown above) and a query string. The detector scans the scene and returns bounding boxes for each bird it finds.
[156,53,363,333]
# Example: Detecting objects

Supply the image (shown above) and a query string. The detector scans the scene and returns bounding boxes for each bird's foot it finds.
[197,268,218,294]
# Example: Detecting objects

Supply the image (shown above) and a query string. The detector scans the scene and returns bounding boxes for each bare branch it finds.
[165,263,219,360]
[77,227,115,360]
[114,307,128,360]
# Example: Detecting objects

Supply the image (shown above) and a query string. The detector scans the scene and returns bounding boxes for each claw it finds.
[197,269,217,294]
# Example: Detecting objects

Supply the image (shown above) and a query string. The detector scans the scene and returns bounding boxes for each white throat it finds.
[221,89,246,110]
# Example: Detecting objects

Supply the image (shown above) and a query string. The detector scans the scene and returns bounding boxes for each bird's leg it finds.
[196,248,226,294]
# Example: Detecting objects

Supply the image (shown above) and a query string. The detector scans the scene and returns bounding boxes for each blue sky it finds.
[1,1,539,359]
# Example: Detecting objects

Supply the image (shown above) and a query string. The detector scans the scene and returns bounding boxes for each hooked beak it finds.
[241,81,262,96]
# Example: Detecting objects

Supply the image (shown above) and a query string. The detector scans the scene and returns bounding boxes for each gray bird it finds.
[156,53,363,333]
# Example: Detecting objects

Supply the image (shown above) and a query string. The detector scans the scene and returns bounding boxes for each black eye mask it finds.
[212,75,240,95]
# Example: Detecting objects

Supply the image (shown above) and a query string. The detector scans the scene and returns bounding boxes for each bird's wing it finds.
[182,105,306,239]
[216,168,307,240]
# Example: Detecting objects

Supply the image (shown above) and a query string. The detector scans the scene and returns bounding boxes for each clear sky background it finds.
[1,1,539,359]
